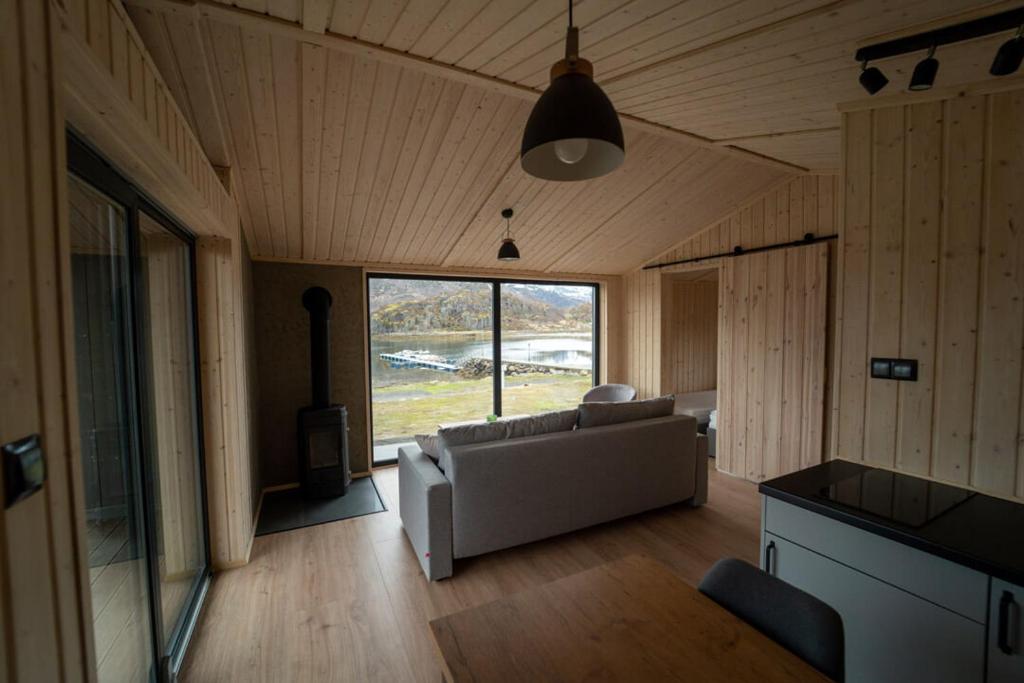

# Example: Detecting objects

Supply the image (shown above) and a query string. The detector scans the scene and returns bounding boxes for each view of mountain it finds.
[369,280,593,334]
[368,279,592,310]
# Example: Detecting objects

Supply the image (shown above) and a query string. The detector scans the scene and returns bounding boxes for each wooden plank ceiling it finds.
[126,0,1007,274]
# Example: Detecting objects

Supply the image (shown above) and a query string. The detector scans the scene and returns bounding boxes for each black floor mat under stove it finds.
[256,477,386,537]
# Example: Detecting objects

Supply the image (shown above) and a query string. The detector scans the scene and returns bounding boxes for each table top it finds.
[429,555,831,683]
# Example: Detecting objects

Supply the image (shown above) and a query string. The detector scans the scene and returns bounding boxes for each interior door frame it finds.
[66,129,212,682]
[365,272,601,466]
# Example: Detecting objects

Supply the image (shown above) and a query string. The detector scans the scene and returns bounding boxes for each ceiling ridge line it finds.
[123,0,808,174]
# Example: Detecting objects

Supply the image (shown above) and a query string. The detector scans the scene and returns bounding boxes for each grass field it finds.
[371,372,592,442]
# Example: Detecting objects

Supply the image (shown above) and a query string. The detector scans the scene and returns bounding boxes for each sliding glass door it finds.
[367,275,598,465]
[69,172,156,682]
[68,133,209,682]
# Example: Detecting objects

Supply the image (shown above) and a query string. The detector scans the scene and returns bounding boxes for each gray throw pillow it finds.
[437,420,509,472]
[414,434,442,463]
[577,395,676,429]
[506,409,579,439]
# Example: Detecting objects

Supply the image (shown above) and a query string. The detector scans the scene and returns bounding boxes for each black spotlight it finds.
[859,61,889,95]
[909,46,939,91]
[990,28,1023,76]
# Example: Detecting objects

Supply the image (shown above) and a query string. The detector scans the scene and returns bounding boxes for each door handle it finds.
[999,590,1017,655]
[764,540,776,575]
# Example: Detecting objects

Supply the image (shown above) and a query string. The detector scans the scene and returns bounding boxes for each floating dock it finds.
[379,352,458,372]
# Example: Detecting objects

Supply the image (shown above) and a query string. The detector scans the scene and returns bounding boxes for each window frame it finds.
[365,272,601,466]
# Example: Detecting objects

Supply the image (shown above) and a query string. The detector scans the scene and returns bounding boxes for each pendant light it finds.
[497,208,520,261]
[909,45,939,91]
[520,0,624,181]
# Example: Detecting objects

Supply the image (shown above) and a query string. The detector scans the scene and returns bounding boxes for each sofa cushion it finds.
[438,420,509,472]
[506,409,578,439]
[577,395,675,429]
[414,434,442,463]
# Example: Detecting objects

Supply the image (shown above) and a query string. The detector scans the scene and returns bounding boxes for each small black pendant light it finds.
[520,0,624,181]
[497,208,520,261]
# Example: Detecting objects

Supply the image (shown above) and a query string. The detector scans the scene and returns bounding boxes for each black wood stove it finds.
[297,286,350,498]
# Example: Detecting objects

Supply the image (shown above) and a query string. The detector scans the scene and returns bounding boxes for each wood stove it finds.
[297,286,350,498]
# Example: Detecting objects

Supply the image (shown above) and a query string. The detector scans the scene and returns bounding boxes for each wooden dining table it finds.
[429,554,832,682]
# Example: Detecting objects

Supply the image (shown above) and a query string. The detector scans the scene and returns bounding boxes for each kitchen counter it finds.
[759,460,1024,586]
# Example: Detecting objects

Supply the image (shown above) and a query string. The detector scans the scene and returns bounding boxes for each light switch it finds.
[4,434,45,508]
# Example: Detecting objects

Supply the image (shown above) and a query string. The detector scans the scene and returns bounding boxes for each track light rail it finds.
[854,8,1024,63]
[642,234,838,271]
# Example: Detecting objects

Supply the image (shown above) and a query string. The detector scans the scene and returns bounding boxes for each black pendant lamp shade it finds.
[497,208,520,261]
[521,3,624,181]
[991,27,1023,76]
[909,46,939,91]
[858,61,889,95]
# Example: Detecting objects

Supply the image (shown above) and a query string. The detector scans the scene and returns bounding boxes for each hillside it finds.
[370,288,591,334]
[369,278,592,309]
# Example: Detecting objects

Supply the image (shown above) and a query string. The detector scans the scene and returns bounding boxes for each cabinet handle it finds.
[999,590,1017,655]
[764,540,776,575]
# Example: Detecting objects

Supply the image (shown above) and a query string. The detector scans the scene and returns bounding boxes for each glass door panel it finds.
[136,212,206,647]
[68,173,155,682]
[368,277,494,464]
[499,283,596,415]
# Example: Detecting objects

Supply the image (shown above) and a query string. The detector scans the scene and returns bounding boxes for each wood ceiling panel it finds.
[129,0,1012,274]
[196,0,1009,172]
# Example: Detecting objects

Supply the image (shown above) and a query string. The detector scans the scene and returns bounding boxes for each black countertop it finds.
[759,460,1024,587]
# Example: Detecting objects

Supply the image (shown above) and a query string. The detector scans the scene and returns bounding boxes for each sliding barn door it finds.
[717,242,828,482]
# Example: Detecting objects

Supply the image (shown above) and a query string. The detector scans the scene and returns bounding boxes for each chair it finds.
[582,383,637,402]
[698,558,844,682]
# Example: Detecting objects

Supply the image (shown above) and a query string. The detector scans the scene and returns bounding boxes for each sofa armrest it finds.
[398,447,452,581]
[691,433,709,506]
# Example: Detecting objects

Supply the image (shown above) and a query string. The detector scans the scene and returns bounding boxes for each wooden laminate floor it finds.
[181,464,761,682]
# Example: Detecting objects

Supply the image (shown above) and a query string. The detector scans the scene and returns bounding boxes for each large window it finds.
[368,275,598,465]
[68,132,209,682]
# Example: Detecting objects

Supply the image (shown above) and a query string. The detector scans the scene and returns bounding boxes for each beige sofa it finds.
[398,412,708,580]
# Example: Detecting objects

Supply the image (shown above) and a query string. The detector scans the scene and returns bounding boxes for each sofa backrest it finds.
[445,414,699,559]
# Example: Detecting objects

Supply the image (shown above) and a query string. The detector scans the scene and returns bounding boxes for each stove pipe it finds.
[302,286,332,409]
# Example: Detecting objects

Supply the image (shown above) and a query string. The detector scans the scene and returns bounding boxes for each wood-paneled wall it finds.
[651,175,839,267]
[718,244,829,482]
[197,236,259,568]
[58,0,236,238]
[1,0,92,679]
[834,88,1024,502]
[660,280,718,395]
[622,269,662,399]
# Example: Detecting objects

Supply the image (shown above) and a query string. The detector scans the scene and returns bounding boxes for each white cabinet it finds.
[764,532,985,683]
[989,579,1024,683]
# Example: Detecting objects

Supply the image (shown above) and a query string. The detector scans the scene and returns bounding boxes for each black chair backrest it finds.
[699,558,844,681]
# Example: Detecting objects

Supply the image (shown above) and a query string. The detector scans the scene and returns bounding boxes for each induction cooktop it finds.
[817,468,975,528]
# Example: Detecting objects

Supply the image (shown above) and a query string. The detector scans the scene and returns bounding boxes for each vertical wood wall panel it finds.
[660,280,718,396]
[622,269,662,399]
[864,107,904,469]
[716,243,829,482]
[652,175,839,266]
[835,88,1024,502]
[1,0,92,679]
[196,237,258,568]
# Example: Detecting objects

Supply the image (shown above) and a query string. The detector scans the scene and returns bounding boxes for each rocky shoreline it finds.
[457,357,590,379]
